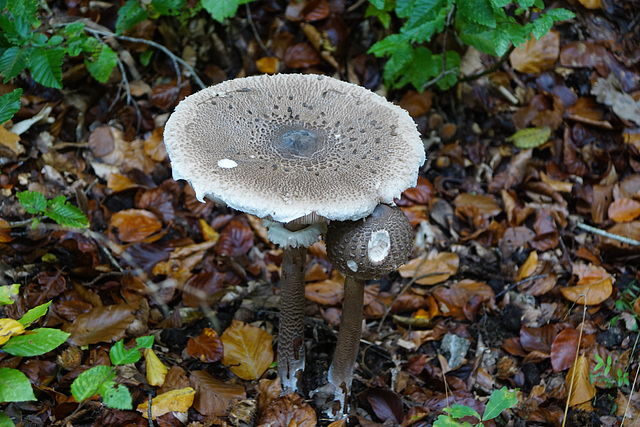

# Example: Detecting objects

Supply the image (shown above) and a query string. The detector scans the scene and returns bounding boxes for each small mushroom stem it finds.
[327,275,365,411]
[277,242,307,393]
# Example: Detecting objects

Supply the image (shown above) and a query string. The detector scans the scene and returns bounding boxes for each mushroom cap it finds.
[326,204,413,280]
[164,74,425,224]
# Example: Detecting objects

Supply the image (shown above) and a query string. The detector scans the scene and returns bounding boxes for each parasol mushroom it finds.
[322,204,413,415]
[163,73,424,394]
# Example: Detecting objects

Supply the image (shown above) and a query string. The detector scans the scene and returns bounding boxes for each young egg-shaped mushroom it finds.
[323,204,413,415]
[163,73,424,395]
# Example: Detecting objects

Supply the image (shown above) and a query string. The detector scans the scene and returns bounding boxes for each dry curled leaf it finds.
[398,252,459,285]
[221,320,273,380]
[510,30,559,73]
[257,393,317,427]
[608,198,640,222]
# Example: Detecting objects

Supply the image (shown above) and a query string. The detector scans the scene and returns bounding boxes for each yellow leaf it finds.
[199,219,220,243]
[221,320,273,380]
[145,348,168,386]
[397,253,459,285]
[516,251,538,282]
[507,126,551,148]
[566,355,595,406]
[0,318,25,345]
[137,387,195,419]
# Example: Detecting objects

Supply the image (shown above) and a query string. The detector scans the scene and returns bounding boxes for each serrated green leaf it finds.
[0,88,22,124]
[508,127,551,148]
[135,335,154,349]
[0,411,15,427]
[100,383,132,409]
[63,21,86,37]
[109,336,153,365]
[17,191,47,215]
[85,44,117,83]
[546,8,575,21]
[5,0,38,22]
[28,47,65,89]
[71,365,115,402]
[202,0,254,23]
[433,414,471,427]
[18,301,51,327]
[0,367,36,402]
[532,14,553,40]
[482,387,518,420]
[115,0,148,34]
[0,284,20,306]
[2,328,69,356]
[0,46,30,82]
[445,403,481,419]
[369,0,386,9]
[151,0,185,16]
[45,196,89,228]
[457,0,496,28]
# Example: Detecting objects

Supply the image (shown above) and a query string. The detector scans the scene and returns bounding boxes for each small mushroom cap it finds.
[326,204,413,280]
[164,74,425,224]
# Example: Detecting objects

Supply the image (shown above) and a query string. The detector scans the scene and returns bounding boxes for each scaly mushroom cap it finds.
[164,74,425,224]
[326,204,413,280]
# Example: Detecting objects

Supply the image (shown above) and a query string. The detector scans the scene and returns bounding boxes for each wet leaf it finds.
[190,370,246,417]
[187,328,224,363]
[136,387,195,419]
[64,304,136,346]
[550,328,580,372]
[221,320,273,380]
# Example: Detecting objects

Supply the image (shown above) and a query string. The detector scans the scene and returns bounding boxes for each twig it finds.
[245,3,270,56]
[576,222,640,246]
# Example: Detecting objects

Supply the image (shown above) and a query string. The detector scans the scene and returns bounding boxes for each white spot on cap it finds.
[347,260,358,272]
[368,230,390,264]
[218,158,238,168]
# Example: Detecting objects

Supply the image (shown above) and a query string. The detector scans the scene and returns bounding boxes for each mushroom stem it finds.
[327,275,365,411]
[277,244,307,393]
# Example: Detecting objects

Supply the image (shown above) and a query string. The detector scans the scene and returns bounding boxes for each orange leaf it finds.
[221,320,273,380]
[453,193,502,217]
[256,57,280,74]
[137,387,195,419]
[509,30,559,73]
[561,264,613,305]
[305,279,343,305]
[64,304,136,346]
[550,328,580,372]
[566,355,595,406]
[608,198,640,222]
[0,218,12,243]
[516,251,538,281]
[109,209,162,243]
[187,328,224,363]
[398,252,459,285]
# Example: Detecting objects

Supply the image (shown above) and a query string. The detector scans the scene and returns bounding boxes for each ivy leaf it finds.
[45,196,90,228]
[482,387,518,420]
[0,88,22,124]
[17,191,47,215]
[0,46,30,82]
[115,0,148,35]
[71,365,115,403]
[2,328,70,357]
[85,44,117,83]
[28,47,65,89]
[0,367,36,402]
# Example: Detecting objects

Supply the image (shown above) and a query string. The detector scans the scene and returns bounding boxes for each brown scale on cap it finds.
[326,204,413,280]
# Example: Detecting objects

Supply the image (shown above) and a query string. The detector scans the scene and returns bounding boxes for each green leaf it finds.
[507,127,551,148]
[115,0,148,34]
[18,301,51,327]
[0,46,30,82]
[457,0,496,28]
[0,88,22,124]
[151,0,185,16]
[202,0,254,23]
[482,387,518,420]
[28,47,65,89]
[85,44,117,83]
[0,411,16,427]
[17,191,47,215]
[0,367,36,402]
[369,0,386,9]
[445,403,481,420]
[2,328,70,357]
[63,21,86,38]
[433,414,471,427]
[71,365,115,402]
[0,284,20,306]
[45,196,90,228]
[109,335,153,365]
[100,383,132,409]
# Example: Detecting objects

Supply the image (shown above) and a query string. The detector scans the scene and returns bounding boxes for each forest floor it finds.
[1,0,640,426]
